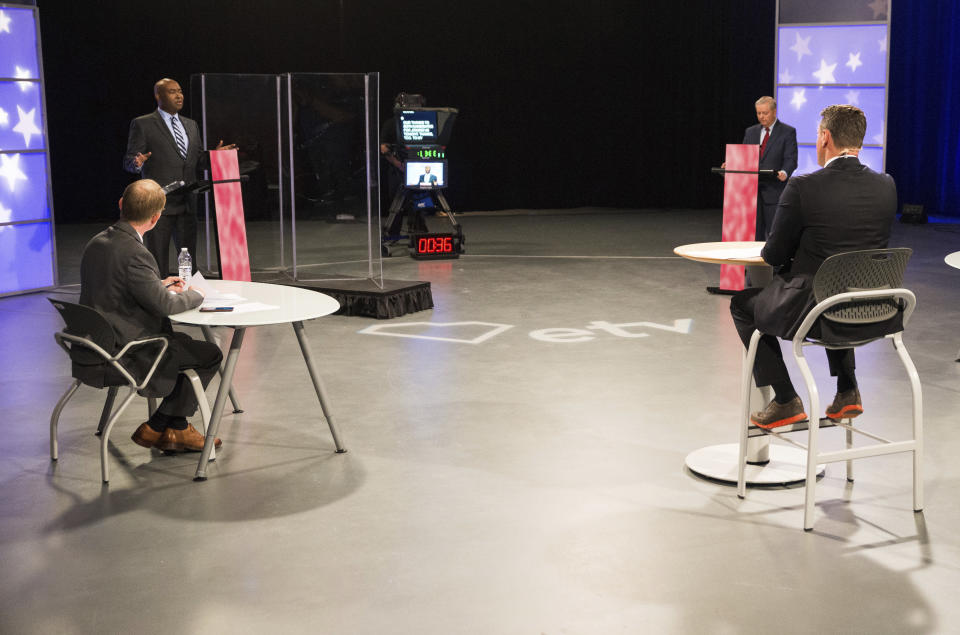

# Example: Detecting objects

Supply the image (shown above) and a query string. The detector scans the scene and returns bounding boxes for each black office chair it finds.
[48,299,211,483]
[736,248,922,530]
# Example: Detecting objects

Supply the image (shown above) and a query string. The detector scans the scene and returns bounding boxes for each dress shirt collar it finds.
[157,108,179,125]
[824,153,858,168]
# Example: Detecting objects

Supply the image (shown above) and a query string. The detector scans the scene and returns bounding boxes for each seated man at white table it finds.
[729,105,898,429]
[79,179,223,452]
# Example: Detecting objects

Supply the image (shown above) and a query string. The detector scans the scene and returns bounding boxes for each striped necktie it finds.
[171,116,187,159]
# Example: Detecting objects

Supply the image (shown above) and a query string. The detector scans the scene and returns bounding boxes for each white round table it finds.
[171,280,344,480]
[675,242,823,486]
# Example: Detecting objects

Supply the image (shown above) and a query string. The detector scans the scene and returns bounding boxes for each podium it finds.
[163,150,251,282]
[708,144,774,293]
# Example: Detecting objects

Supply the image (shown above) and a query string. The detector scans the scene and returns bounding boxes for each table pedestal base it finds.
[685,443,824,486]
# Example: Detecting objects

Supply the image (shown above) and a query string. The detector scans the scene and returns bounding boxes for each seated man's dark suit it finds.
[743,120,798,239]
[730,156,897,387]
[79,220,222,417]
[123,111,203,275]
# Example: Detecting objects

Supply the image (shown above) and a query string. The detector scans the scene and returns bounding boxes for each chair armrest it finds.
[54,333,171,390]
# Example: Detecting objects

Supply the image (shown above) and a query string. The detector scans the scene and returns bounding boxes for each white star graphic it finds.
[0,202,11,223]
[846,52,863,72]
[791,88,807,110]
[812,59,838,84]
[0,107,8,127]
[14,66,33,92]
[845,90,861,105]
[868,0,888,19]
[0,154,28,192]
[779,69,795,84]
[790,32,812,62]
[878,38,887,53]
[0,10,12,34]
[13,106,42,148]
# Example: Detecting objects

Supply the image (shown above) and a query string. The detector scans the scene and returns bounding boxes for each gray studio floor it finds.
[2,208,960,634]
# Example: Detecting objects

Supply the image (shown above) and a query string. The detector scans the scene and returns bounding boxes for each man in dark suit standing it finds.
[730,104,897,429]
[80,179,223,452]
[743,96,798,239]
[123,78,234,275]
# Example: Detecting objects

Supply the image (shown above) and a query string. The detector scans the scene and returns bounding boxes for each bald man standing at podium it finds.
[743,96,797,239]
[123,78,234,275]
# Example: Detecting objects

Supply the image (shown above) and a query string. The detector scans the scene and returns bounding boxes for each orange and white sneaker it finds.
[750,396,808,429]
[826,388,863,420]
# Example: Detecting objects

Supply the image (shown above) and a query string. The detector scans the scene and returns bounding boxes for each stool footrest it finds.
[747,417,840,438]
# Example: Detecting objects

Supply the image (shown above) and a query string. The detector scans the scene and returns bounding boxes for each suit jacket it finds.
[123,111,203,216]
[756,157,898,338]
[743,120,798,205]
[419,174,437,184]
[79,220,203,393]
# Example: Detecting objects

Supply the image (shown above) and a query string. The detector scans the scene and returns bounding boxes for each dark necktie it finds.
[759,126,770,157]
[171,116,187,159]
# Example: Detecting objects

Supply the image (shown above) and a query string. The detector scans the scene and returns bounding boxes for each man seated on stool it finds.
[730,104,897,429]
[79,179,224,451]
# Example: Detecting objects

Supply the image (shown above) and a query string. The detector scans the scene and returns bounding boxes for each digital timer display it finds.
[411,233,460,260]
[412,148,446,160]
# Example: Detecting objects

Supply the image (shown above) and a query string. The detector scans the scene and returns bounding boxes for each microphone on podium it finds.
[161,180,185,194]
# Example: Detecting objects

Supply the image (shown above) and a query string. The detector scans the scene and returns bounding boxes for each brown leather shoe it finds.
[155,424,222,453]
[826,388,863,420]
[131,423,164,449]
[750,396,808,429]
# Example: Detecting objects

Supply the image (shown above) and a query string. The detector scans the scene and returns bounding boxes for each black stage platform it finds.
[275,277,433,319]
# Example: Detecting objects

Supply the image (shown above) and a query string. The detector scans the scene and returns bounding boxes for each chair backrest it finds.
[813,248,912,324]
[48,299,117,364]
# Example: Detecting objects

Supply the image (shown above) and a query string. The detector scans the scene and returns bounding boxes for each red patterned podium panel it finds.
[209,150,251,282]
[719,144,759,291]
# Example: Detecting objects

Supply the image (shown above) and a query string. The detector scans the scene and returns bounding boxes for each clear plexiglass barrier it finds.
[189,72,382,287]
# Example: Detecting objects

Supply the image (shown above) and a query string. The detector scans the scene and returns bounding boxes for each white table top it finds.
[674,241,768,266]
[945,251,960,270]
[170,280,340,327]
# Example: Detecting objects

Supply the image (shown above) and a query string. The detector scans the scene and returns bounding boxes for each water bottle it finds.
[178,248,192,287]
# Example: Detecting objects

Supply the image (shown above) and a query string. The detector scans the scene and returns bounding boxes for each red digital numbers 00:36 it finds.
[417,235,454,253]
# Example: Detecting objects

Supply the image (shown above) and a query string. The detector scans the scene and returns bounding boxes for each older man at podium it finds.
[743,96,797,240]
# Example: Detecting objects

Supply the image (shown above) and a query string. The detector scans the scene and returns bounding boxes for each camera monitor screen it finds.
[405,161,446,189]
[396,107,458,145]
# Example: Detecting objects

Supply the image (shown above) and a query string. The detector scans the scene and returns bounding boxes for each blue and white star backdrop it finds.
[0,5,55,296]
[776,1,890,176]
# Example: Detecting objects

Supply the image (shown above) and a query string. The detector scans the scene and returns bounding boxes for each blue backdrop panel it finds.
[0,7,40,79]
[0,222,54,295]
[0,152,50,223]
[0,82,45,150]
[779,0,889,24]
[776,86,886,145]
[777,25,888,86]
[0,4,56,295]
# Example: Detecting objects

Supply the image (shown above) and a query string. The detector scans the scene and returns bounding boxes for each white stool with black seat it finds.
[48,299,213,483]
[736,248,923,531]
